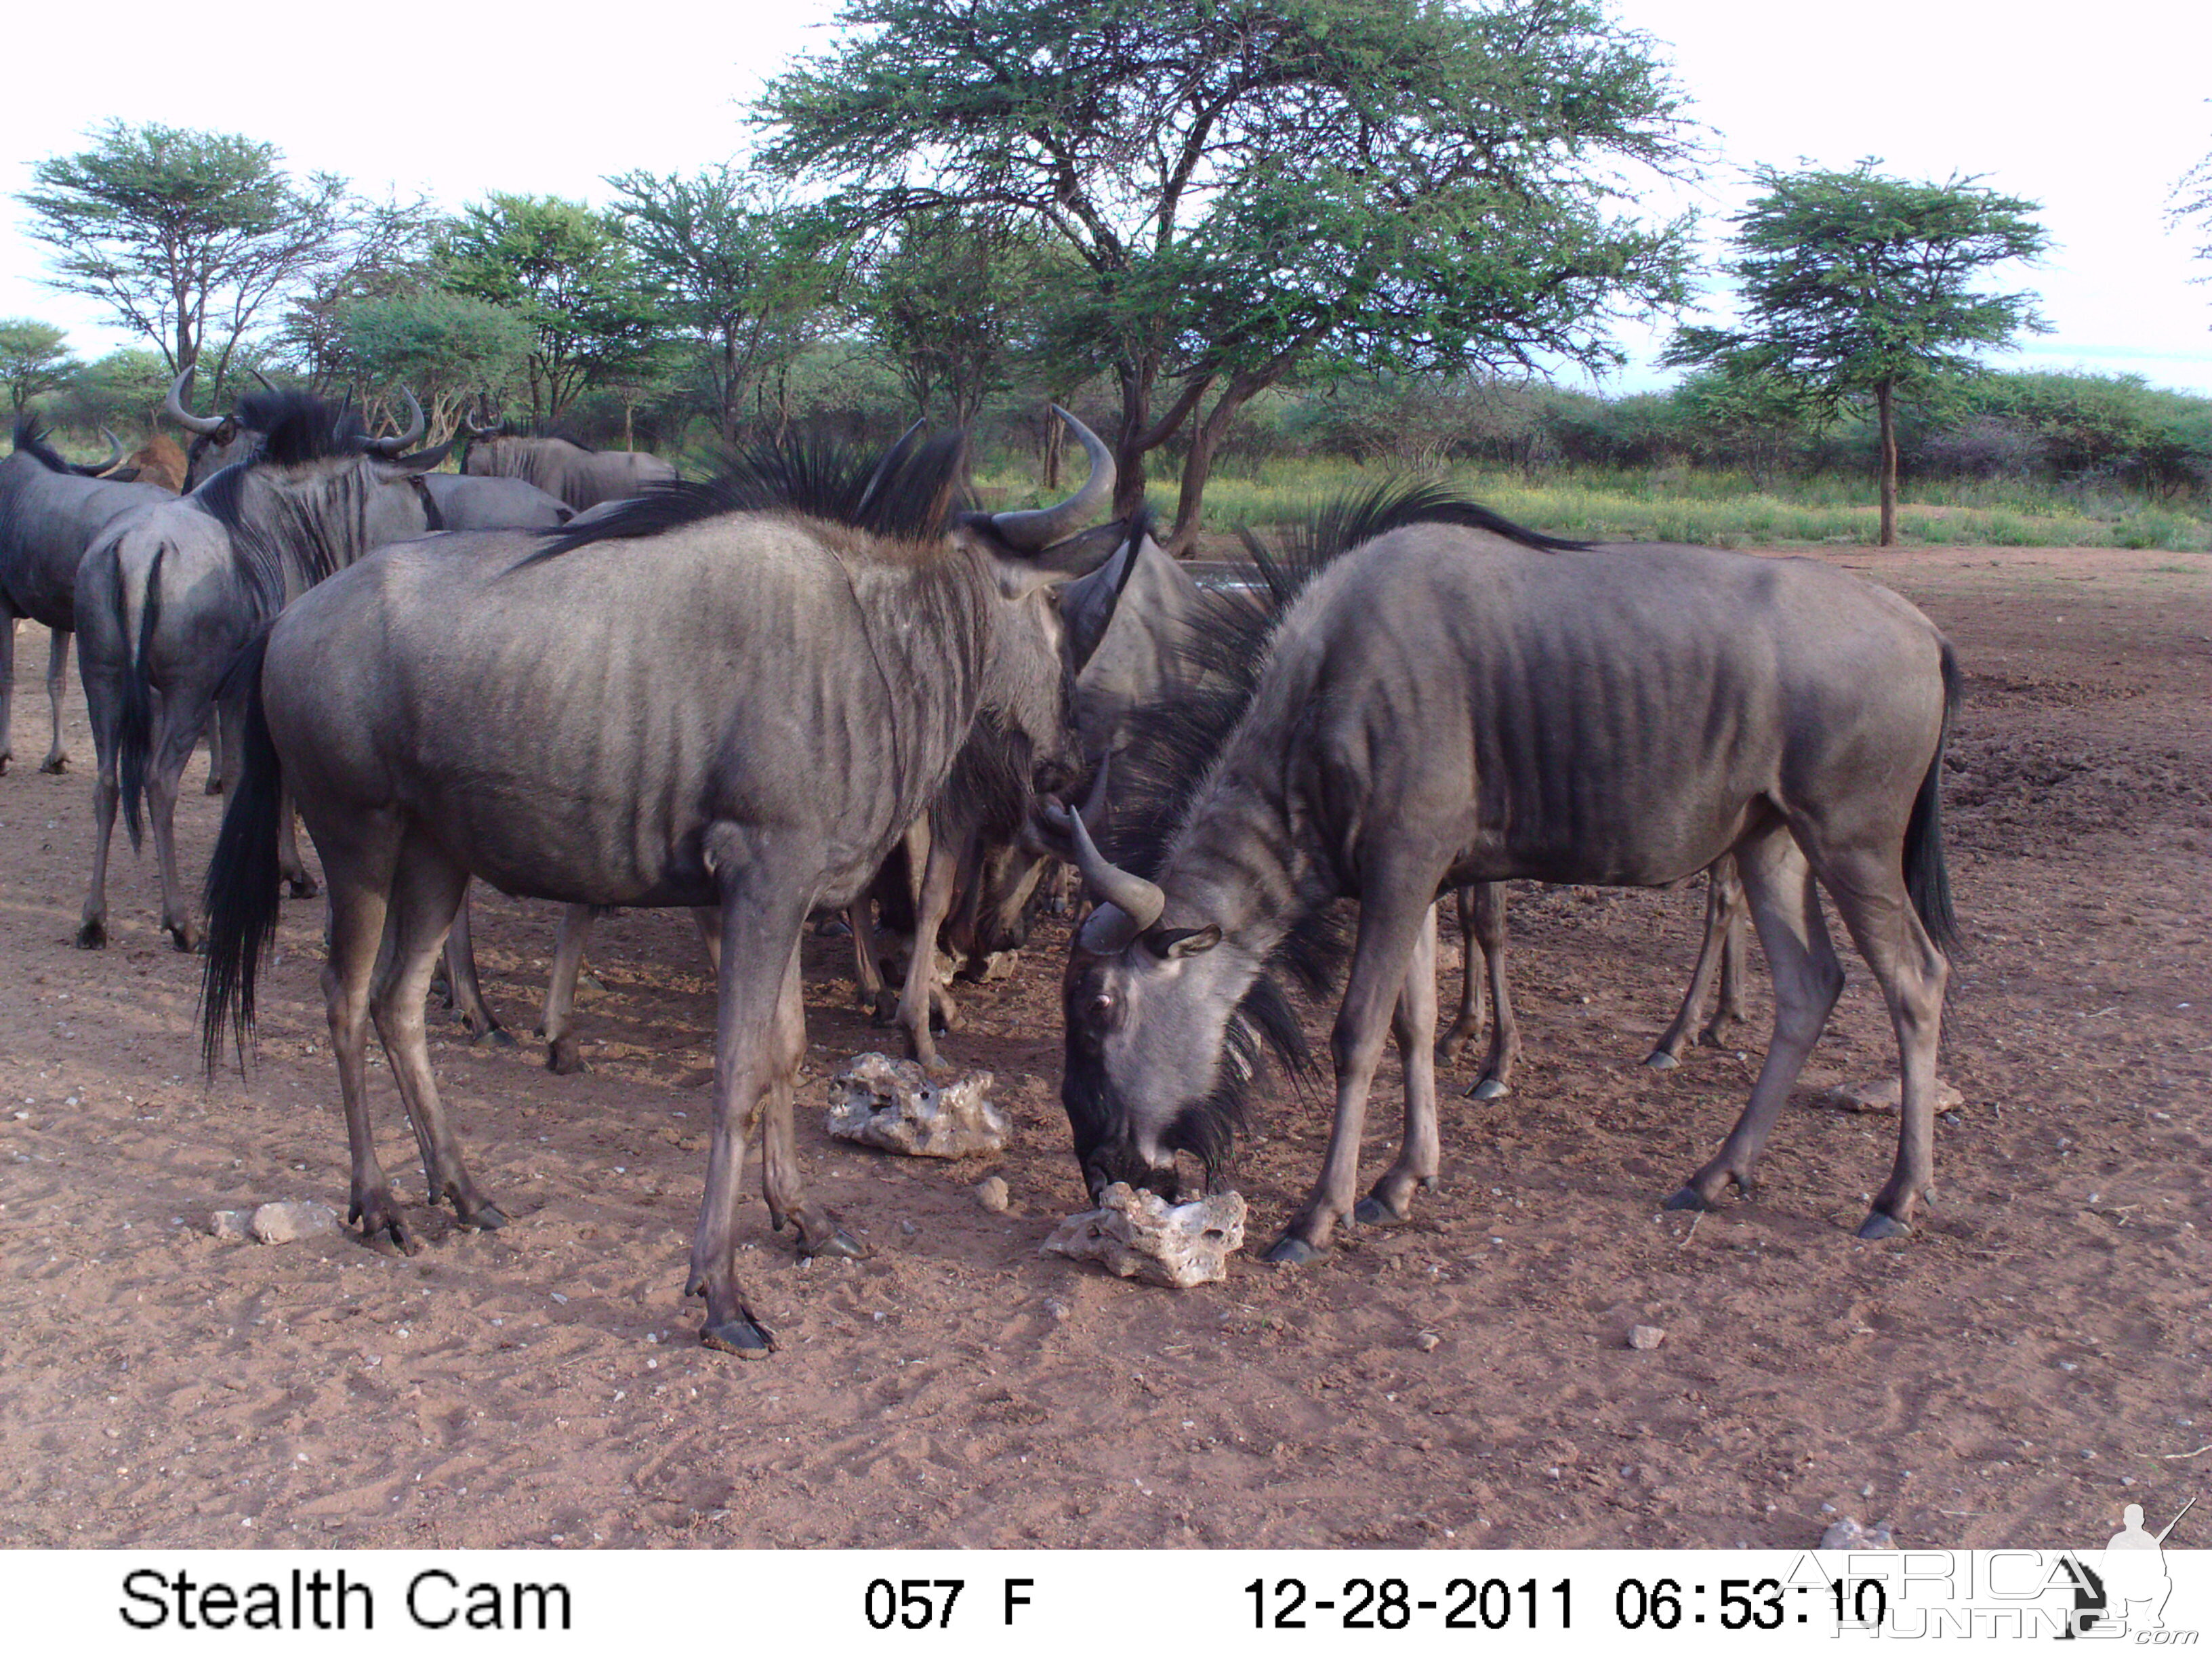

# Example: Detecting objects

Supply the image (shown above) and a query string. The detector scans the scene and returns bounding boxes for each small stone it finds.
[975,1176,1010,1214]
[1414,1331,1441,1353]
[1042,1296,1072,1322]
[825,1054,1008,1158]
[1817,1078,1963,1115]
[1627,1324,1666,1351]
[1042,1183,1246,1289]
[1818,1517,1894,1550]
[249,1200,340,1244]
[208,1209,253,1242]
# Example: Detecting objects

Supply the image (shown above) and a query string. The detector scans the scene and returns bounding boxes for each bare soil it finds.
[1,544,2207,1551]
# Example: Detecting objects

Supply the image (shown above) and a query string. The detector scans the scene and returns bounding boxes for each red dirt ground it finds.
[0,543,2205,1550]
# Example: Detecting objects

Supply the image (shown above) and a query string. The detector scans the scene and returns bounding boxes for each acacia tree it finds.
[18,121,349,396]
[2173,130,2212,291]
[606,165,834,445]
[760,0,1696,550]
[328,294,535,441]
[439,194,668,425]
[0,319,81,413]
[1665,161,2048,546]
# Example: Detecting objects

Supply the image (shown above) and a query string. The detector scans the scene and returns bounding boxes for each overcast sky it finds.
[3,0,2207,394]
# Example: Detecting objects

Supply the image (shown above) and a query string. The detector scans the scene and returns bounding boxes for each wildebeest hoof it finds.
[815,916,851,939]
[39,754,68,774]
[1857,1210,1910,1241]
[1353,1195,1412,1227]
[701,1315,777,1357]
[1466,1076,1510,1101]
[457,1200,508,1231]
[801,1227,867,1262]
[167,925,198,954]
[546,1037,585,1075]
[474,1025,516,1049]
[75,920,106,950]
[203,775,224,796]
[1662,1185,1717,1212]
[286,875,319,899]
[350,1202,415,1255]
[1263,1235,1324,1267]
[1643,1048,1681,1070]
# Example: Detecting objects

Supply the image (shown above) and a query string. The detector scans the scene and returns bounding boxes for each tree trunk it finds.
[720,335,741,445]
[1165,371,1273,556]
[1042,405,1065,491]
[1876,380,1898,548]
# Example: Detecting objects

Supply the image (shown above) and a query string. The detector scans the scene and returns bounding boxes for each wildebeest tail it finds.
[115,543,163,851]
[199,628,283,1073]
[1904,638,1961,956]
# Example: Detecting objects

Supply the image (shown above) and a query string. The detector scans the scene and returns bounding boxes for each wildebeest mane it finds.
[9,415,79,474]
[230,390,373,466]
[522,426,970,565]
[197,393,392,616]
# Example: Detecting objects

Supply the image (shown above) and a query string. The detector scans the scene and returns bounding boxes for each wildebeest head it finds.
[195,386,447,606]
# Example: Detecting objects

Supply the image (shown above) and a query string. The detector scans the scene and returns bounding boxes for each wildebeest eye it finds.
[1088,991,1115,1022]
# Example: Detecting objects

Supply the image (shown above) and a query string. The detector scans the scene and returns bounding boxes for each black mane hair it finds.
[10,414,78,474]
[230,390,372,466]
[1103,481,1583,1134]
[520,425,970,566]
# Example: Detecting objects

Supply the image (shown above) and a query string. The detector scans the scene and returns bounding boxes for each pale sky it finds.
[2,0,2207,394]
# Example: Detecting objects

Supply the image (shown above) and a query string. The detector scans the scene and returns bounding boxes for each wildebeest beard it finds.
[1063,967,1315,1201]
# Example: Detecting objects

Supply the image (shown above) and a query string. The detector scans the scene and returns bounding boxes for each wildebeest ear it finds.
[1146,924,1221,960]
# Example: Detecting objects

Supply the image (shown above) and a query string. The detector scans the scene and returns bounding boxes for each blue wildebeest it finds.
[1,419,171,776]
[460,416,677,512]
[73,390,448,949]
[201,414,1122,1355]
[1052,483,1959,1258]
[1059,508,1759,1099]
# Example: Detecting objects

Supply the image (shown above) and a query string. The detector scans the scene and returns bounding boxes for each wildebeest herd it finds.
[2,384,1961,1359]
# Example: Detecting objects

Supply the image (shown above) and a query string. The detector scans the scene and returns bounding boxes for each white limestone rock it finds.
[1818,1078,1963,1115]
[825,1053,1008,1158]
[1041,1183,1246,1289]
[249,1200,340,1244]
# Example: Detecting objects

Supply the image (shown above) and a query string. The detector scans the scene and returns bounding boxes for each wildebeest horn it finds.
[371,387,426,455]
[989,407,1114,552]
[88,428,126,476]
[1054,794,1164,952]
[163,368,225,436]
[250,369,277,393]
[462,409,499,439]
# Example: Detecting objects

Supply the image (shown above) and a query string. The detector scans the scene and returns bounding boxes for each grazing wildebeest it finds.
[201,413,1122,1355]
[461,417,677,512]
[74,390,446,949]
[420,473,572,530]
[1052,483,1959,1260]
[0,419,171,775]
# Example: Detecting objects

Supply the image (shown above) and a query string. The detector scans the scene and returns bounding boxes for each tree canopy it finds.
[18,121,350,396]
[1665,159,2047,544]
[0,319,81,413]
[760,0,1698,546]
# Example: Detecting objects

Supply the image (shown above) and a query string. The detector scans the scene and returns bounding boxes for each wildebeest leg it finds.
[541,903,605,1074]
[38,626,70,773]
[203,699,233,795]
[1647,857,1749,1067]
[1435,886,1486,1064]
[894,827,960,1073]
[689,844,817,1356]
[1816,849,1950,1239]
[1700,856,1750,1047]
[77,664,124,949]
[277,787,319,899]
[758,939,863,1263]
[848,901,888,1015]
[1267,875,1438,1265]
[438,888,509,1044]
[369,838,505,1230]
[1665,825,1842,1215]
[148,702,206,951]
[1356,901,1441,1226]
[318,821,411,1250]
[1458,882,1518,1098]
[690,905,720,974]
[0,611,17,773]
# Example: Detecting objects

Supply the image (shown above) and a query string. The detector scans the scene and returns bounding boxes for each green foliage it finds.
[45,348,171,434]
[439,194,668,424]
[329,293,535,438]
[760,0,1698,542]
[1666,161,2049,403]
[277,193,444,388]
[1946,371,2212,493]
[605,165,836,444]
[0,318,81,413]
[17,121,350,390]
[2172,138,2212,289]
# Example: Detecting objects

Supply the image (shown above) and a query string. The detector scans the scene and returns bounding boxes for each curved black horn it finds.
[250,368,278,393]
[371,387,426,455]
[989,407,1114,552]
[83,427,127,476]
[461,409,499,439]
[1059,792,1164,951]
[163,368,225,436]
